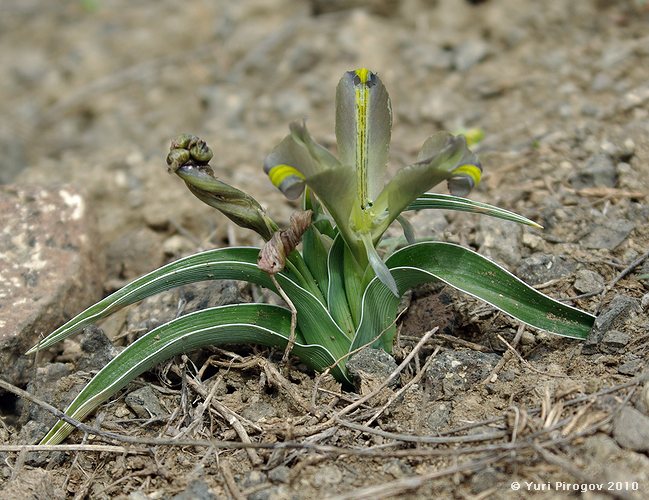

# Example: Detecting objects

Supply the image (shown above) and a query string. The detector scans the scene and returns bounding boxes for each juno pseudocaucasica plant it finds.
[28,68,595,444]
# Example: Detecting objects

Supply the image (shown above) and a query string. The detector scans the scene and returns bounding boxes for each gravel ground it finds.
[1,1,648,498]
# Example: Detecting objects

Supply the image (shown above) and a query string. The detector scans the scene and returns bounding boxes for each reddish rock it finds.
[0,185,104,386]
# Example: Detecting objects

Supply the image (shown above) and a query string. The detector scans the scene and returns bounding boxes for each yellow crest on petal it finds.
[452,164,482,187]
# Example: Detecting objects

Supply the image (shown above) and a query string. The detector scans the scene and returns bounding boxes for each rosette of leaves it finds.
[28,69,595,445]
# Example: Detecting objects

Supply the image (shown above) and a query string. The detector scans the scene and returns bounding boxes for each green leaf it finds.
[41,304,350,445]
[326,236,355,338]
[343,242,366,328]
[26,247,344,357]
[406,193,542,228]
[306,165,357,251]
[302,225,330,297]
[175,165,277,240]
[26,247,269,353]
[352,241,595,350]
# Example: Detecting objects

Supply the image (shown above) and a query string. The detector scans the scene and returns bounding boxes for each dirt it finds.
[1,0,649,498]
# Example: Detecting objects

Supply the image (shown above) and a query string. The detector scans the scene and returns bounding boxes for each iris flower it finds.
[264,68,482,295]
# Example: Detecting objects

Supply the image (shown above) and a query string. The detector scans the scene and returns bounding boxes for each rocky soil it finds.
[1,0,648,498]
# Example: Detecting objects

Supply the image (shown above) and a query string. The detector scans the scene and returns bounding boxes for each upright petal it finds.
[336,69,392,208]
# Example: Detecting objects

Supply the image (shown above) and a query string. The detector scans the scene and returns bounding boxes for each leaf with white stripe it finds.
[26,248,274,353]
[352,241,595,350]
[40,304,350,445]
[406,193,542,228]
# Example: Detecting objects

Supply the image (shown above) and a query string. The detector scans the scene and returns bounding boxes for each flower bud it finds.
[168,134,277,240]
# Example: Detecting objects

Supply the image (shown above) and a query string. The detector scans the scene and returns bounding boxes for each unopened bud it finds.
[168,134,277,240]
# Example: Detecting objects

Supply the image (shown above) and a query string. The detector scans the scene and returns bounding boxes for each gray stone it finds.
[312,465,343,487]
[620,83,649,112]
[268,465,291,484]
[423,401,451,431]
[274,90,311,120]
[425,350,500,400]
[583,295,640,355]
[404,44,453,71]
[347,348,399,390]
[477,217,522,267]
[199,85,248,129]
[248,488,274,500]
[0,124,25,183]
[516,253,576,286]
[613,406,649,453]
[569,153,617,189]
[125,386,167,419]
[454,39,489,71]
[381,459,412,478]
[182,281,252,313]
[618,356,643,376]
[470,467,500,494]
[580,434,649,491]
[599,42,633,69]
[640,381,649,416]
[640,260,649,291]
[105,226,166,282]
[120,280,252,343]
[242,470,267,489]
[596,295,640,332]
[172,479,216,500]
[77,326,118,372]
[600,330,630,354]
[573,269,605,294]
[0,469,63,500]
[241,400,278,422]
[20,363,86,434]
[591,72,613,91]
[601,138,635,161]
[0,185,104,387]
[582,219,635,250]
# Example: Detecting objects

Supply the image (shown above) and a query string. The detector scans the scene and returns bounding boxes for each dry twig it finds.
[170,365,263,465]
[220,461,246,500]
[482,324,526,384]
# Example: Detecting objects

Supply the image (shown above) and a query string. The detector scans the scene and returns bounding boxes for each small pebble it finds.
[573,269,605,294]
[600,330,629,354]
[641,293,649,310]
[612,406,649,452]
[268,466,291,484]
[617,357,642,376]
[312,465,343,487]
[125,386,166,419]
[347,348,399,390]
[569,153,617,189]
[582,219,635,250]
